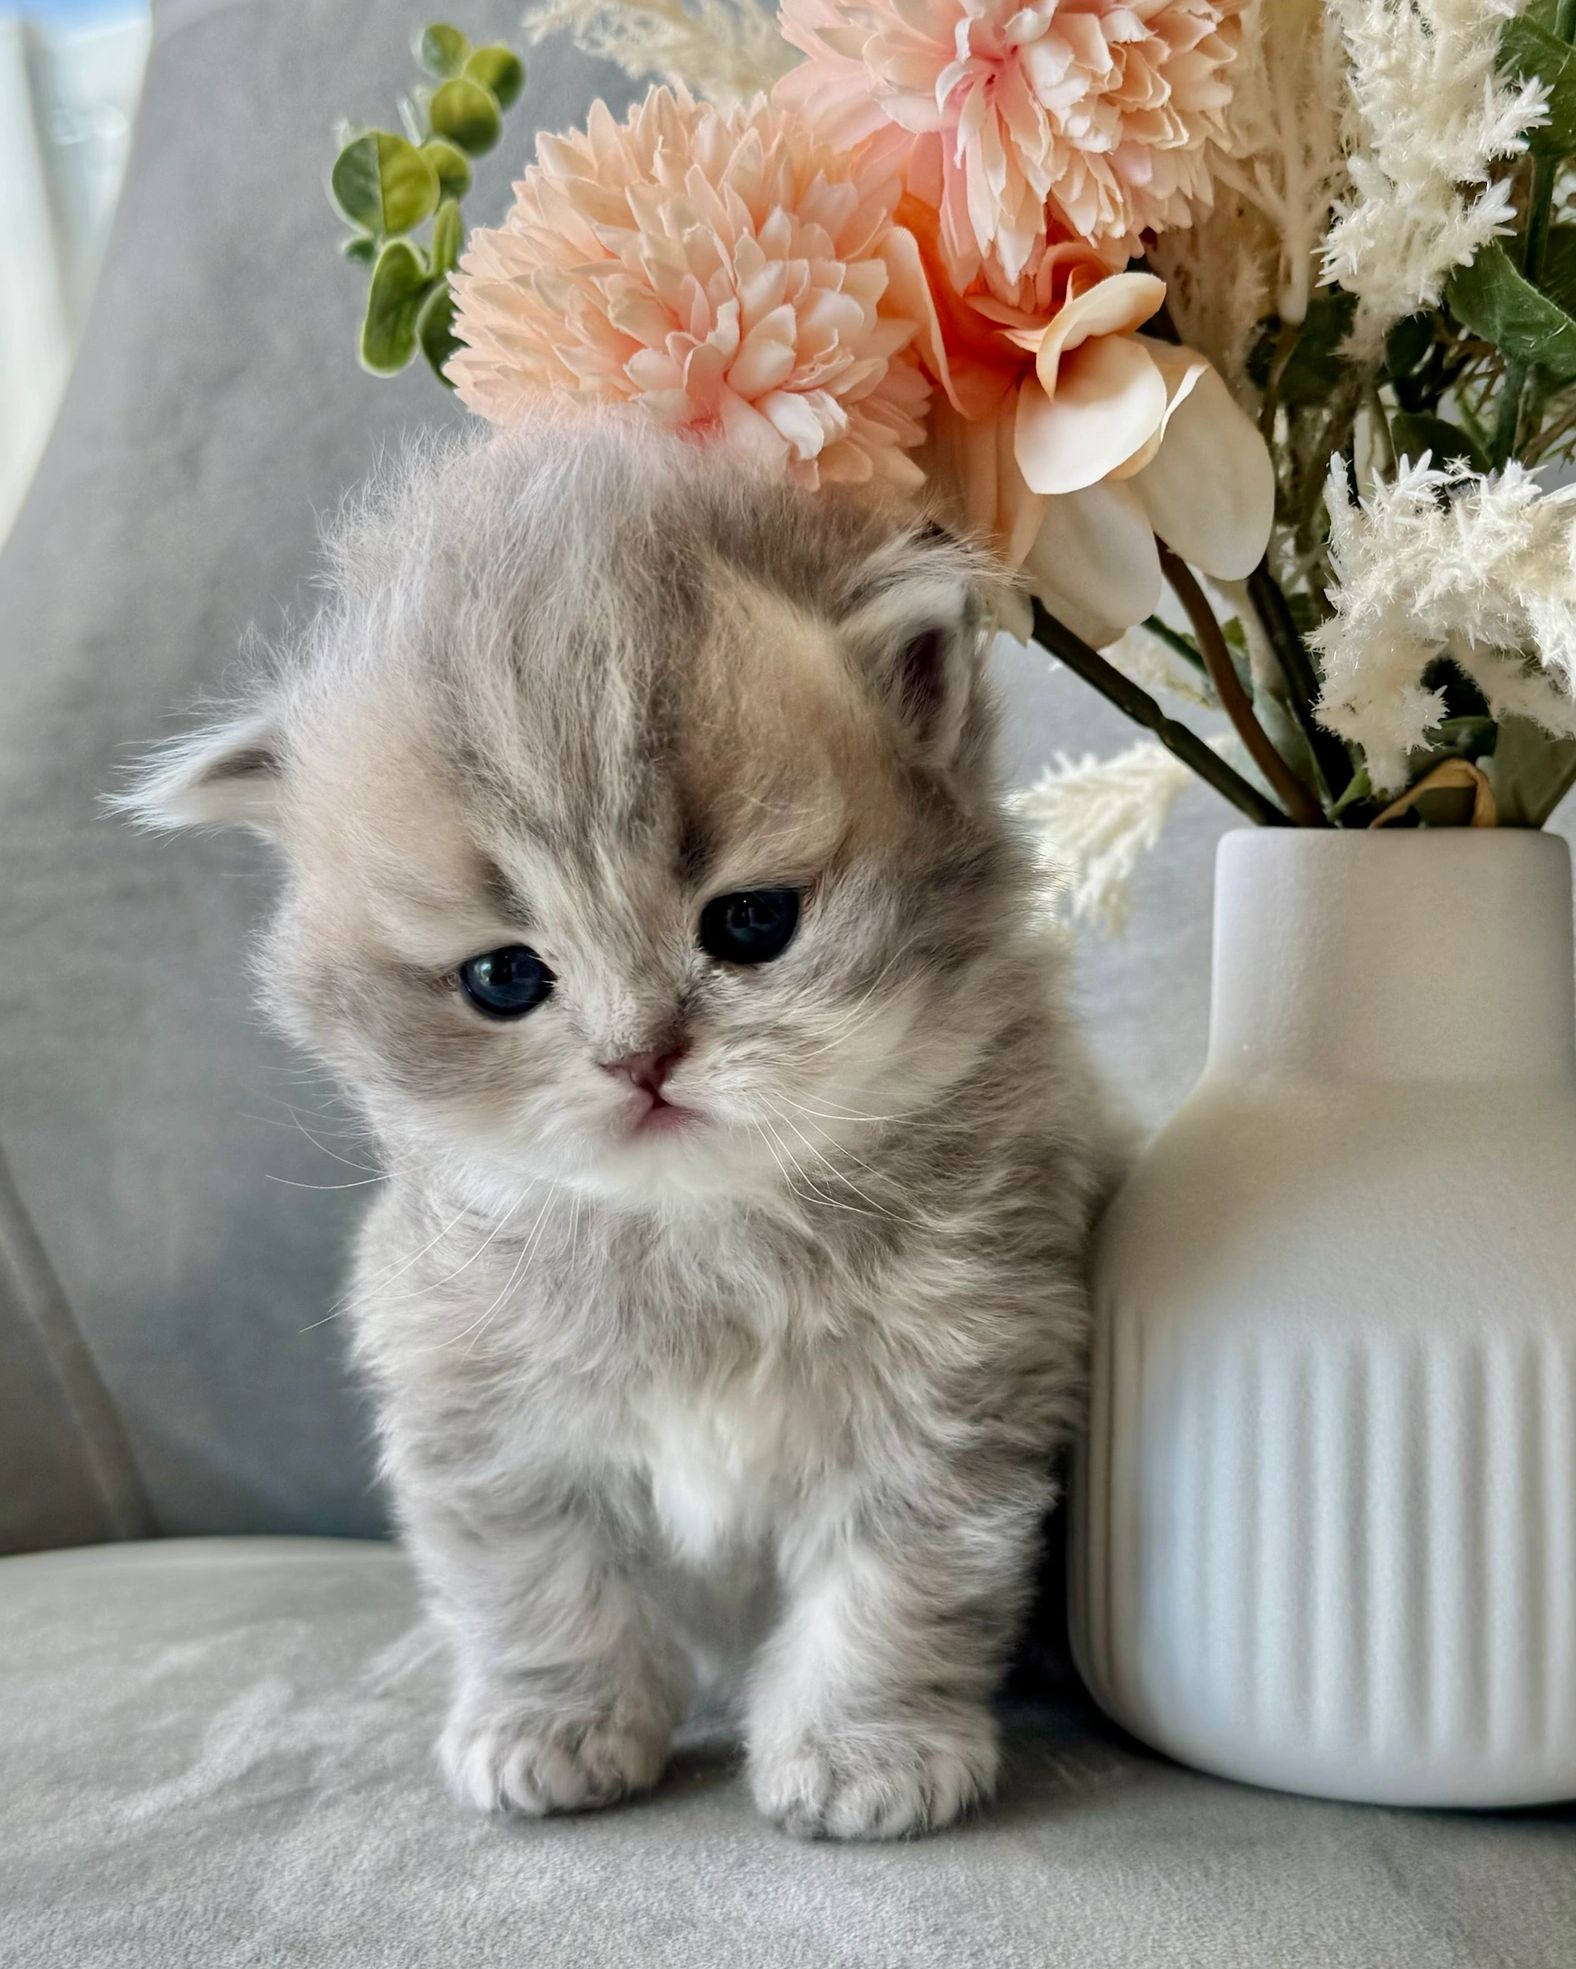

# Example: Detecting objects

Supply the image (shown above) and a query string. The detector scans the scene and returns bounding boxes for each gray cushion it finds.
[3,1538,1574,1969]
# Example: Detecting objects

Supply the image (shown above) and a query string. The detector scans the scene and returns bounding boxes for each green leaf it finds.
[430,196,463,276]
[361,239,432,376]
[418,279,462,385]
[464,45,525,110]
[421,138,472,199]
[1390,411,1489,473]
[1245,291,1358,409]
[1500,14,1576,159]
[1449,241,1576,383]
[1384,313,1433,380]
[1432,715,1499,760]
[330,131,439,237]
[428,76,502,156]
[1487,719,1576,826]
[1540,224,1576,318]
[1285,590,1325,639]
[341,234,376,265]
[416,23,470,77]
[1329,765,1374,822]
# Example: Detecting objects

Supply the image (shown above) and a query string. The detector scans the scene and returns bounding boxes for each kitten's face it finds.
[132,422,1023,1212]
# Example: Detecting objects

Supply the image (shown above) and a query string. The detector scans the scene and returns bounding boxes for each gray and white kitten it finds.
[129,411,1112,1840]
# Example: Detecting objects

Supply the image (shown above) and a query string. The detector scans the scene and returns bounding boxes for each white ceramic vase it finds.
[1071,827,1576,1806]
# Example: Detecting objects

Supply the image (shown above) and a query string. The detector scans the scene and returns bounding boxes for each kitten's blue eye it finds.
[458,946,555,1020]
[699,888,800,966]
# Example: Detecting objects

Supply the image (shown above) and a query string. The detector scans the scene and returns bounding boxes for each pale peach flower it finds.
[776,0,1247,286]
[892,198,1273,641]
[449,87,930,488]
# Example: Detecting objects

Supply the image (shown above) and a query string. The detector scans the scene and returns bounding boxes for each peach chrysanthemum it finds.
[448,87,931,489]
[776,0,1247,285]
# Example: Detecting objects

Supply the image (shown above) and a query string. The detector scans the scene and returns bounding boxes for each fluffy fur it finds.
[126,411,1113,1840]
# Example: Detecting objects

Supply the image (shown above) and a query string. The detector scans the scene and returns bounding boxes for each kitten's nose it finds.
[599,1044,688,1098]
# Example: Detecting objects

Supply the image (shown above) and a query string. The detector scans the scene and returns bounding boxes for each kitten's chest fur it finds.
[634,1377,806,1567]
[567,1206,874,1566]
[364,1187,890,1568]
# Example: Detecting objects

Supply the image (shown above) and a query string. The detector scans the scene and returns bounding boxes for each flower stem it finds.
[1244,560,1355,801]
[1160,547,1327,829]
[1141,613,1207,673]
[1030,599,1290,828]
[1257,316,1301,441]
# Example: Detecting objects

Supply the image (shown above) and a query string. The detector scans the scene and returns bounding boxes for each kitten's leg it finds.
[747,1469,1048,1840]
[407,1480,687,1818]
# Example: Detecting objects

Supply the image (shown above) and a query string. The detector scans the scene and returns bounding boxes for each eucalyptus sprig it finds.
[329,23,525,383]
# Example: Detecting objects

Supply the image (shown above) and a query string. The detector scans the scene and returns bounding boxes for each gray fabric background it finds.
[0,0,1234,1547]
[4,1539,1573,1969]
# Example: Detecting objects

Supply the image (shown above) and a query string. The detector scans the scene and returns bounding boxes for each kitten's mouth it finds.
[623,1091,699,1137]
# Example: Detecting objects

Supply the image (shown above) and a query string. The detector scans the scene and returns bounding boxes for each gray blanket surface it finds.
[3,1537,1572,1968]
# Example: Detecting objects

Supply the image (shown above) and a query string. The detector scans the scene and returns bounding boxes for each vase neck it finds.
[1204,831,1576,1086]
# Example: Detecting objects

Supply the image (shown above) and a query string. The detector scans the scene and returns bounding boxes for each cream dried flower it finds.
[522,0,796,102]
[449,88,931,490]
[1016,739,1197,935]
[776,0,1248,286]
[1321,0,1548,352]
[1100,621,1216,710]
[1152,0,1349,391]
[1145,188,1277,404]
[1311,458,1576,794]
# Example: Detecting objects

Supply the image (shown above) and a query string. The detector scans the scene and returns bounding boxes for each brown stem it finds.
[1028,600,1289,826]
[1257,316,1301,441]
[1159,544,1328,828]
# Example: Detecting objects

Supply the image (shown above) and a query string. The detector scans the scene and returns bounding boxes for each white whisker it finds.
[756,1114,887,1223]
[266,1172,386,1191]
[773,1091,932,1127]
[456,1185,563,1357]
[244,1109,385,1175]
[299,1195,480,1332]
[763,1104,904,1222]
[769,1101,908,1197]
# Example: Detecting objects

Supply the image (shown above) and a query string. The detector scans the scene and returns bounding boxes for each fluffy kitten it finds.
[128,412,1112,1840]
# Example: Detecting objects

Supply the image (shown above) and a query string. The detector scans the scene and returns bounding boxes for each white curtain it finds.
[0,8,149,537]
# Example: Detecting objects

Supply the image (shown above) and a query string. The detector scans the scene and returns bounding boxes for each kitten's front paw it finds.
[749,1710,1000,1841]
[441,1701,671,1818]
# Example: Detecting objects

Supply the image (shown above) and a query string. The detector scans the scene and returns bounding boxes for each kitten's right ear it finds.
[840,519,996,769]
[116,710,284,835]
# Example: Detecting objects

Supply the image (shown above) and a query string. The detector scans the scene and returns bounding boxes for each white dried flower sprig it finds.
[1169,0,1348,348]
[1017,742,1199,935]
[1322,0,1547,353]
[521,0,796,103]
[1311,457,1576,793]
[1100,624,1218,712]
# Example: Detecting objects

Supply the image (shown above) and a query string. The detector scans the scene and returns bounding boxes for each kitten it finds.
[127,411,1113,1840]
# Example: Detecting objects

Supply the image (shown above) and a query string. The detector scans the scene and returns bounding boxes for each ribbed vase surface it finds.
[1071,829,1576,1805]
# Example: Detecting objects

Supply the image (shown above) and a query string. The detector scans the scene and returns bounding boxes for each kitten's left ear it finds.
[842,521,994,768]
[116,709,285,836]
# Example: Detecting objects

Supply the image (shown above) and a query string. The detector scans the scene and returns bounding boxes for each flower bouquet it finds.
[330,1,1576,927]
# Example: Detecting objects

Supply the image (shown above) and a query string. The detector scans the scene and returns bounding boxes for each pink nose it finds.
[599,1045,688,1098]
